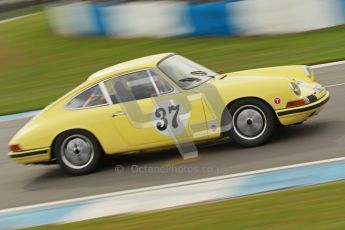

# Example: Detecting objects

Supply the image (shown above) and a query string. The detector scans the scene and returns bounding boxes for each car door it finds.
[103,69,208,147]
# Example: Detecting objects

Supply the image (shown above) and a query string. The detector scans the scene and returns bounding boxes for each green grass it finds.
[1,13,345,115]
[30,181,345,230]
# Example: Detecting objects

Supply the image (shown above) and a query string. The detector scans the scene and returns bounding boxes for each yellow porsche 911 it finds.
[8,53,330,175]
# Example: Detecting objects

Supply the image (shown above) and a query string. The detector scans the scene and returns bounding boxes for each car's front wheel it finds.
[54,130,103,175]
[228,99,276,147]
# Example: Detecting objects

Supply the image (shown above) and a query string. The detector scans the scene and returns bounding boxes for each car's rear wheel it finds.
[228,99,276,147]
[54,130,103,175]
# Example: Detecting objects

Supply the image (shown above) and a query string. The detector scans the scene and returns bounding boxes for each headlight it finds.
[289,81,301,96]
[304,66,313,78]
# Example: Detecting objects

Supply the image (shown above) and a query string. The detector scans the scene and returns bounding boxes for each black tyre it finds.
[54,130,103,175]
[228,99,276,147]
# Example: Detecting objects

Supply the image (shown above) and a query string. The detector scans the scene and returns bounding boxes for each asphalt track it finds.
[0,64,344,209]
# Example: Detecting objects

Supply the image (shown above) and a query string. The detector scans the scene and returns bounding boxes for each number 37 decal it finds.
[155,104,180,131]
[153,101,188,137]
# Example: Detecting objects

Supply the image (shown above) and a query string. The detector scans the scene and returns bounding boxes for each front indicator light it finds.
[287,99,307,108]
[9,144,22,152]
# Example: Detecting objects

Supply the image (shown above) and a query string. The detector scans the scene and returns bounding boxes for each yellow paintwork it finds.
[8,53,330,164]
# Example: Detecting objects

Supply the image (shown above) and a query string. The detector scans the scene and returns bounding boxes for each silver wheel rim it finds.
[60,135,94,170]
[233,105,267,140]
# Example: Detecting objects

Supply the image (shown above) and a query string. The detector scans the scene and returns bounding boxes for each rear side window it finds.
[66,85,107,109]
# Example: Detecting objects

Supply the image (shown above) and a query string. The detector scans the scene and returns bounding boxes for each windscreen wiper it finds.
[179,77,202,82]
[219,74,228,80]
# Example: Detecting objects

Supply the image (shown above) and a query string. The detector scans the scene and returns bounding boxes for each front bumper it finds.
[276,91,330,125]
[8,147,51,164]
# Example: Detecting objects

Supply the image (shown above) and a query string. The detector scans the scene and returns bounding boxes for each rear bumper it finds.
[276,91,330,125]
[8,147,51,164]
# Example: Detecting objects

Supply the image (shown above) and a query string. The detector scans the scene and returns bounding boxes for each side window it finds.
[66,85,107,109]
[149,70,174,95]
[104,69,174,104]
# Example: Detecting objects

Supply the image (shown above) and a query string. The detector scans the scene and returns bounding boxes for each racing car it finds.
[8,53,330,175]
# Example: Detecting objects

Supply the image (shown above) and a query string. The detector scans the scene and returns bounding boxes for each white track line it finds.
[312,60,345,69]
[0,13,39,24]
[1,156,345,214]
[325,82,345,88]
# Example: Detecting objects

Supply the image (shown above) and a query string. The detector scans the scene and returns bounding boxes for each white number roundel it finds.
[152,100,189,137]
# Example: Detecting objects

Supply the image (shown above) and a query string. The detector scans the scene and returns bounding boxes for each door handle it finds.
[112,112,126,117]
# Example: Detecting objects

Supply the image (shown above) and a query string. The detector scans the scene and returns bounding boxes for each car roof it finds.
[87,53,174,82]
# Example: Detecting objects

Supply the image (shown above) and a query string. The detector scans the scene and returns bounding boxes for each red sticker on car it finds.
[274,98,281,104]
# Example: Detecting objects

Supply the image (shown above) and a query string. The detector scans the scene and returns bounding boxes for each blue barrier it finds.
[187,1,235,36]
[90,4,107,35]
[339,0,345,22]
[37,1,345,37]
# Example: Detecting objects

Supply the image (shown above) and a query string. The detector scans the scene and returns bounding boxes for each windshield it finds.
[158,55,217,89]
